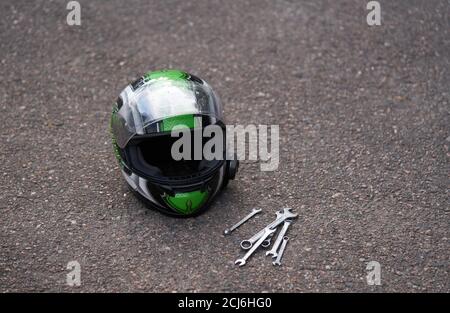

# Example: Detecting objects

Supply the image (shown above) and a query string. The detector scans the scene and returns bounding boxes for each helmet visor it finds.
[111,78,222,148]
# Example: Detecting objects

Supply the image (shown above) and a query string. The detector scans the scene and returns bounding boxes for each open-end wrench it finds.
[235,227,276,267]
[266,220,291,258]
[240,208,295,249]
[272,236,289,266]
[240,208,297,250]
[260,210,284,247]
[224,208,262,235]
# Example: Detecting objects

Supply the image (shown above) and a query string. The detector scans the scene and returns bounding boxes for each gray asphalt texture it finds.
[1,0,449,292]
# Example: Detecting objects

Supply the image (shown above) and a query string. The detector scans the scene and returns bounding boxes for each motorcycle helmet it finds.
[110,70,238,216]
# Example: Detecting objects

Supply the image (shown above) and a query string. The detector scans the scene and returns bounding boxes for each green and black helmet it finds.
[110,70,238,216]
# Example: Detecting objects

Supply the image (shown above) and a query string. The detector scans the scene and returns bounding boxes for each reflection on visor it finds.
[111,78,222,148]
[136,81,199,125]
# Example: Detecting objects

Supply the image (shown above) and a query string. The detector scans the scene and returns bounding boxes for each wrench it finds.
[224,208,262,235]
[266,220,291,258]
[260,210,286,247]
[262,213,294,248]
[272,236,289,266]
[240,208,295,249]
[235,227,276,267]
[261,231,275,248]
[240,208,297,250]
[240,210,282,249]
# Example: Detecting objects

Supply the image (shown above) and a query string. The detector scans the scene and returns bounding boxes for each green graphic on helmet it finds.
[144,69,188,82]
[110,103,124,167]
[162,114,197,132]
[110,69,239,216]
[164,190,209,215]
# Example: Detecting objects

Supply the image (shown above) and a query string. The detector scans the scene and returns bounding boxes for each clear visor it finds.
[112,79,222,148]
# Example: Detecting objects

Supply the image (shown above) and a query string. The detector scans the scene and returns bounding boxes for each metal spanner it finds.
[240,208,297,250]
[266,220,291,258]
[235,227,276,267]
[260,210,290,247]
[224,208,262,235]
[261,231,275,248]
[259,211,283,248]
[272,236,289,266]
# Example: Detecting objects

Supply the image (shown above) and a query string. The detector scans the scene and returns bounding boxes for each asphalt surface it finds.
[1,0,449,292]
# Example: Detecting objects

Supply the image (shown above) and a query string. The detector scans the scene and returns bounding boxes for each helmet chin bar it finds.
[124,163,229,216]
[151,178,212,197]
[163,189,210,215]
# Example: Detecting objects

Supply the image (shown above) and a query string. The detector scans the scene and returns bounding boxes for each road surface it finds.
[0,0,449,292]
